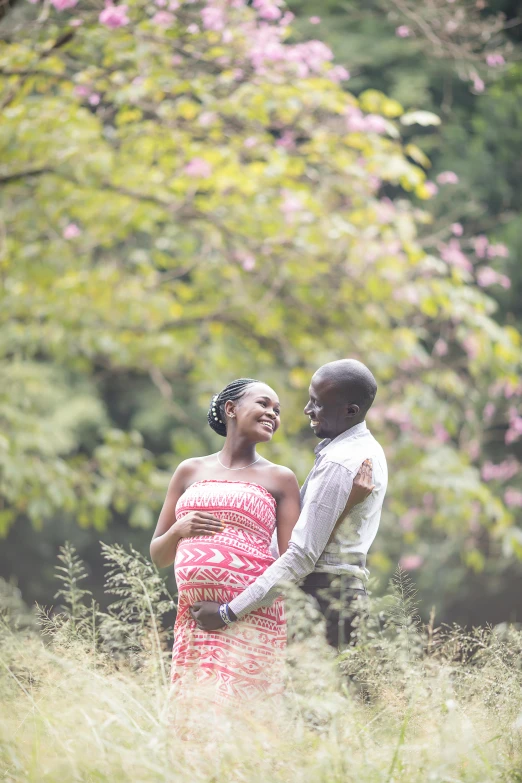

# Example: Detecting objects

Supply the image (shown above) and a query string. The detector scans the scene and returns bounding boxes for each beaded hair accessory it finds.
[211,396,221,423]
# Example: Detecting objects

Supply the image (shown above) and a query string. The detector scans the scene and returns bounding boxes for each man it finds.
[190,359,388,647]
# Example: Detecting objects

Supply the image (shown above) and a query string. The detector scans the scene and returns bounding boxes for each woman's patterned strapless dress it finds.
[171,480,286,702]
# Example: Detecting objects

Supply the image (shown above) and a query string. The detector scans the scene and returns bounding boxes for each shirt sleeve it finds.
[228,460,354,619]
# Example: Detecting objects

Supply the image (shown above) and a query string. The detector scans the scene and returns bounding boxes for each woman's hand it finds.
[173,511,225,539]
[349,459,375,506]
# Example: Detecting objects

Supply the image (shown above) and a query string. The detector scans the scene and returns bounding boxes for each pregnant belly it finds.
[175,534,274,590]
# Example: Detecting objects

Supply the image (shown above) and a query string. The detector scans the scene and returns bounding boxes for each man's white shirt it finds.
[228,421,388,619]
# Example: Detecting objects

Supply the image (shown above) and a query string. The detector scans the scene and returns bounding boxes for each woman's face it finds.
[225,383,281,442]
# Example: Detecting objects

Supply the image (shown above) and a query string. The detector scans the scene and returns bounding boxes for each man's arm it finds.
[190,459,373,629]
[227,460,355,618]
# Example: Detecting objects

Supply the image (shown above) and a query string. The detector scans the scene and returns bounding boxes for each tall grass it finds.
[1,546,521,782]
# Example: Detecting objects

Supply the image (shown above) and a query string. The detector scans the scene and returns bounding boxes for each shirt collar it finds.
[314,421,368,456]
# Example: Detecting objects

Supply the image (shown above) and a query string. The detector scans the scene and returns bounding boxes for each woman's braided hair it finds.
[207,378,260,437]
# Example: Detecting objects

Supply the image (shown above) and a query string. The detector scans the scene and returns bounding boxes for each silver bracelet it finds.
[219,603,234,627]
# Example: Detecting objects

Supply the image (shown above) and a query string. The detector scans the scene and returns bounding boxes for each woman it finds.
[151,378,370,702]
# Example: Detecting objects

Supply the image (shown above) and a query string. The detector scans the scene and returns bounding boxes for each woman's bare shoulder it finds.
[260,461,300,497]
[170,454,216,484]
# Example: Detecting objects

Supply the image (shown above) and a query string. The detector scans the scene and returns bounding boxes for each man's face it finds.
[304,374,355,440]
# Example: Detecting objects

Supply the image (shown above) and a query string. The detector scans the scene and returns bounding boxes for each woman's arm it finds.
[150,461,223,569]
[327,459,374,544]
[274,468,301,555]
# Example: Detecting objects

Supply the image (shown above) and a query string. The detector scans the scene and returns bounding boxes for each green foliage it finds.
[0,0,521,622]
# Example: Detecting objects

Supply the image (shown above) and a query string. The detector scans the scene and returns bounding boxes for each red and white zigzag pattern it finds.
[171,480,286,703]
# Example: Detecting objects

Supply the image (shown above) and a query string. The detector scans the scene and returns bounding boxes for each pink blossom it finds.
[63,223,81,239]
[345,106,367,133]
[243,136,258,148]
[471,72,485,93]
[503,381,522,399]
[437,171,459,185]
[424,181,439,197]
[473,235,489,259]
[486,53,505,67]
[88,93,100,106]
[280,189,302,222]
[482,459,519,482]
[328,65,350,83]
[187,23,199,33]
[50,0,78,9]
[99,1,129,28]
[423,493,435,510]
[366,114,388,134]
[198,111,216,127]
[345,106,386,134]
[434,338,448,357]
[201,6,225,30]
[462,334,480,360]
[280,11,294,25]
[399,509,419,532]
[434,422,450,444]
[399,555,424,570]
[504,489,522,508]
[253,0,282,21]
[477,266,498,287]
[483,402,495,421]
[185,157,212,177]
[505,408,522,444]
[234,251,256,271]
[477,266,510,289]
[487,242,509,258]
[396,25,411,37]
[440,239,472,271]
[155,0,167,6]
[222,29,233,43]
[309,16,321,24]
[385,407,412,431]
[152,11,174,26]
[451,222,463,236]
[74,85,90,98]
[171,54,183,66]
[506,429,521,446]
[468,440,480,460]
[276,130,296,150]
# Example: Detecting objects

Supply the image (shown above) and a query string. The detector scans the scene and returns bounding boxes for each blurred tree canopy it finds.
[1,0,521,621]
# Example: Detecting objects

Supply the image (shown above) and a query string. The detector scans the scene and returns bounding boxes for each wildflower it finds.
[396,25,411,37]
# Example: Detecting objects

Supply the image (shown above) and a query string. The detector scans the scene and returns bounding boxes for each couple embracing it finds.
[150,359,388,702]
